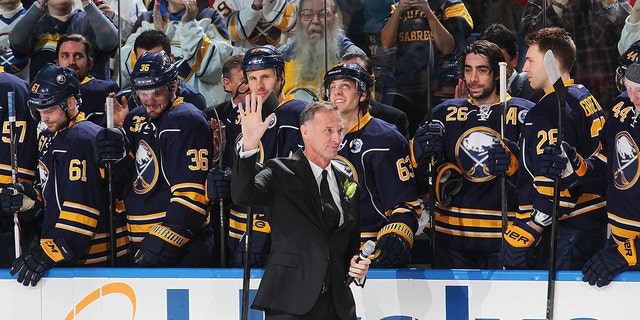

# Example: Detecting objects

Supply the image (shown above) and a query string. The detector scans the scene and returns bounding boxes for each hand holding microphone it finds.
[345,240,375,286]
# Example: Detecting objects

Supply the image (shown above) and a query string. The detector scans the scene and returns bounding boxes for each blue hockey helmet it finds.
[241,45,285,80]
[131,50,177,91]
[28,63,81,120]
[323,63,374,94]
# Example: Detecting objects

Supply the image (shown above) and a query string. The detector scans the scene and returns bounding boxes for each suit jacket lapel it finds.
[332,165,357,229]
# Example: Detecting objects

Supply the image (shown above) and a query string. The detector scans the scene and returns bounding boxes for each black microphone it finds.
[345,240,376,286]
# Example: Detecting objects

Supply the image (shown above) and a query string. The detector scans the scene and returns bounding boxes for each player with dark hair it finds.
[115,30,207,113]
[477,23,543,103]
[56,34,120,125]
[0,70,39,267]
[9,64,129,286]
[324,62,421,267]
[209,45,306,268]
[98,51,214,267]
[412,40,533,268]
[500,27,607,270]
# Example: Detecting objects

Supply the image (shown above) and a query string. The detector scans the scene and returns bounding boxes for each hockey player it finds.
[9,64,129,286]
[0,70,39,267]
[413,40,534,268]
[122,0,233,107]
[209,45,306,267]
[115,30,207,114]
[99,51,214,267]
[500,27,607,270]
[543,63,640,286]
[211,0,296,50]
[56,34,119,125]
[323,62,421,267]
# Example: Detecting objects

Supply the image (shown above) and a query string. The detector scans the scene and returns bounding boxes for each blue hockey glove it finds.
[0,183,43,222]
[10,238,73,286]
[207,167,231,201]
[96,127,127,164]
[538,141,585,189]
[582,238,640,287]
[134,224,192,267]
[499,219,542,269]
[234,228,271,268]
[412,122,445,166]
[486,138,519,176]
[370,223,413,267]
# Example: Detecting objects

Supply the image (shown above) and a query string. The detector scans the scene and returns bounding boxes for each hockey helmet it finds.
[28,63,81,120]
[241,45,285,80]
[131,50,177,91]
[323,63,374,95]
[617,41,640,92]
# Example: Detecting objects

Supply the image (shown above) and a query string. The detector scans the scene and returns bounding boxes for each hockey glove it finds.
[207,166,232,201]
[412,122,445,167]
[499,219,542,269]
[234,229,271,268]
[538,141,585,190]
[10,238,73,286]
[435,163,463,207]
[370,223,413,267]
[486,138,519,176]
[582,238,640,287]
[96,127,127,164]
[134,224,192,267]
[0,183,43,222]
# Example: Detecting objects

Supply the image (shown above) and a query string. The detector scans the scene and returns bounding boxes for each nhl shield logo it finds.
[455,127,500,182]
[614,132,640,190]
[133,140,159,194]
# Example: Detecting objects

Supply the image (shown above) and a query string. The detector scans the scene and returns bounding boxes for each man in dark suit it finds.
[230,96,370,319]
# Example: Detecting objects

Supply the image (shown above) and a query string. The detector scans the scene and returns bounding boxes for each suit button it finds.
[325,255,330,261]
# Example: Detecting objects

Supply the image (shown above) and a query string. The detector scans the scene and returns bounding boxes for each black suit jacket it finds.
[232,148,361,319]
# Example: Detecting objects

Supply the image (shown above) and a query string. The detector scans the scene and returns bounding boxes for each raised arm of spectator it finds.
[79,1,119,52]
[619,0,640,54]
[9,0,47,57]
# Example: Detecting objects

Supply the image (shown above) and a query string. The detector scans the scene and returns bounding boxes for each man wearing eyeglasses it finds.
[280,0,365,102]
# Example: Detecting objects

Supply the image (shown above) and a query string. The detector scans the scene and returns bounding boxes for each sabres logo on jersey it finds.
[614,131,640,190]
[331,156,358,182]
[133,140,159,194]
[455,127,500,182]
[37,160,49,198]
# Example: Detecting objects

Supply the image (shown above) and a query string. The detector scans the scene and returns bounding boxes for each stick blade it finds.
[544,50,561,85]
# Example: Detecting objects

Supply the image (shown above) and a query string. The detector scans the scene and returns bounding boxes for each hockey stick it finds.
[499,62,508,236]
[426,31,436,268]
[543,49,566,320]
[106,97,116,266]
[8,91,21,258]
[241,206,253,320]
[211,107,227,267]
